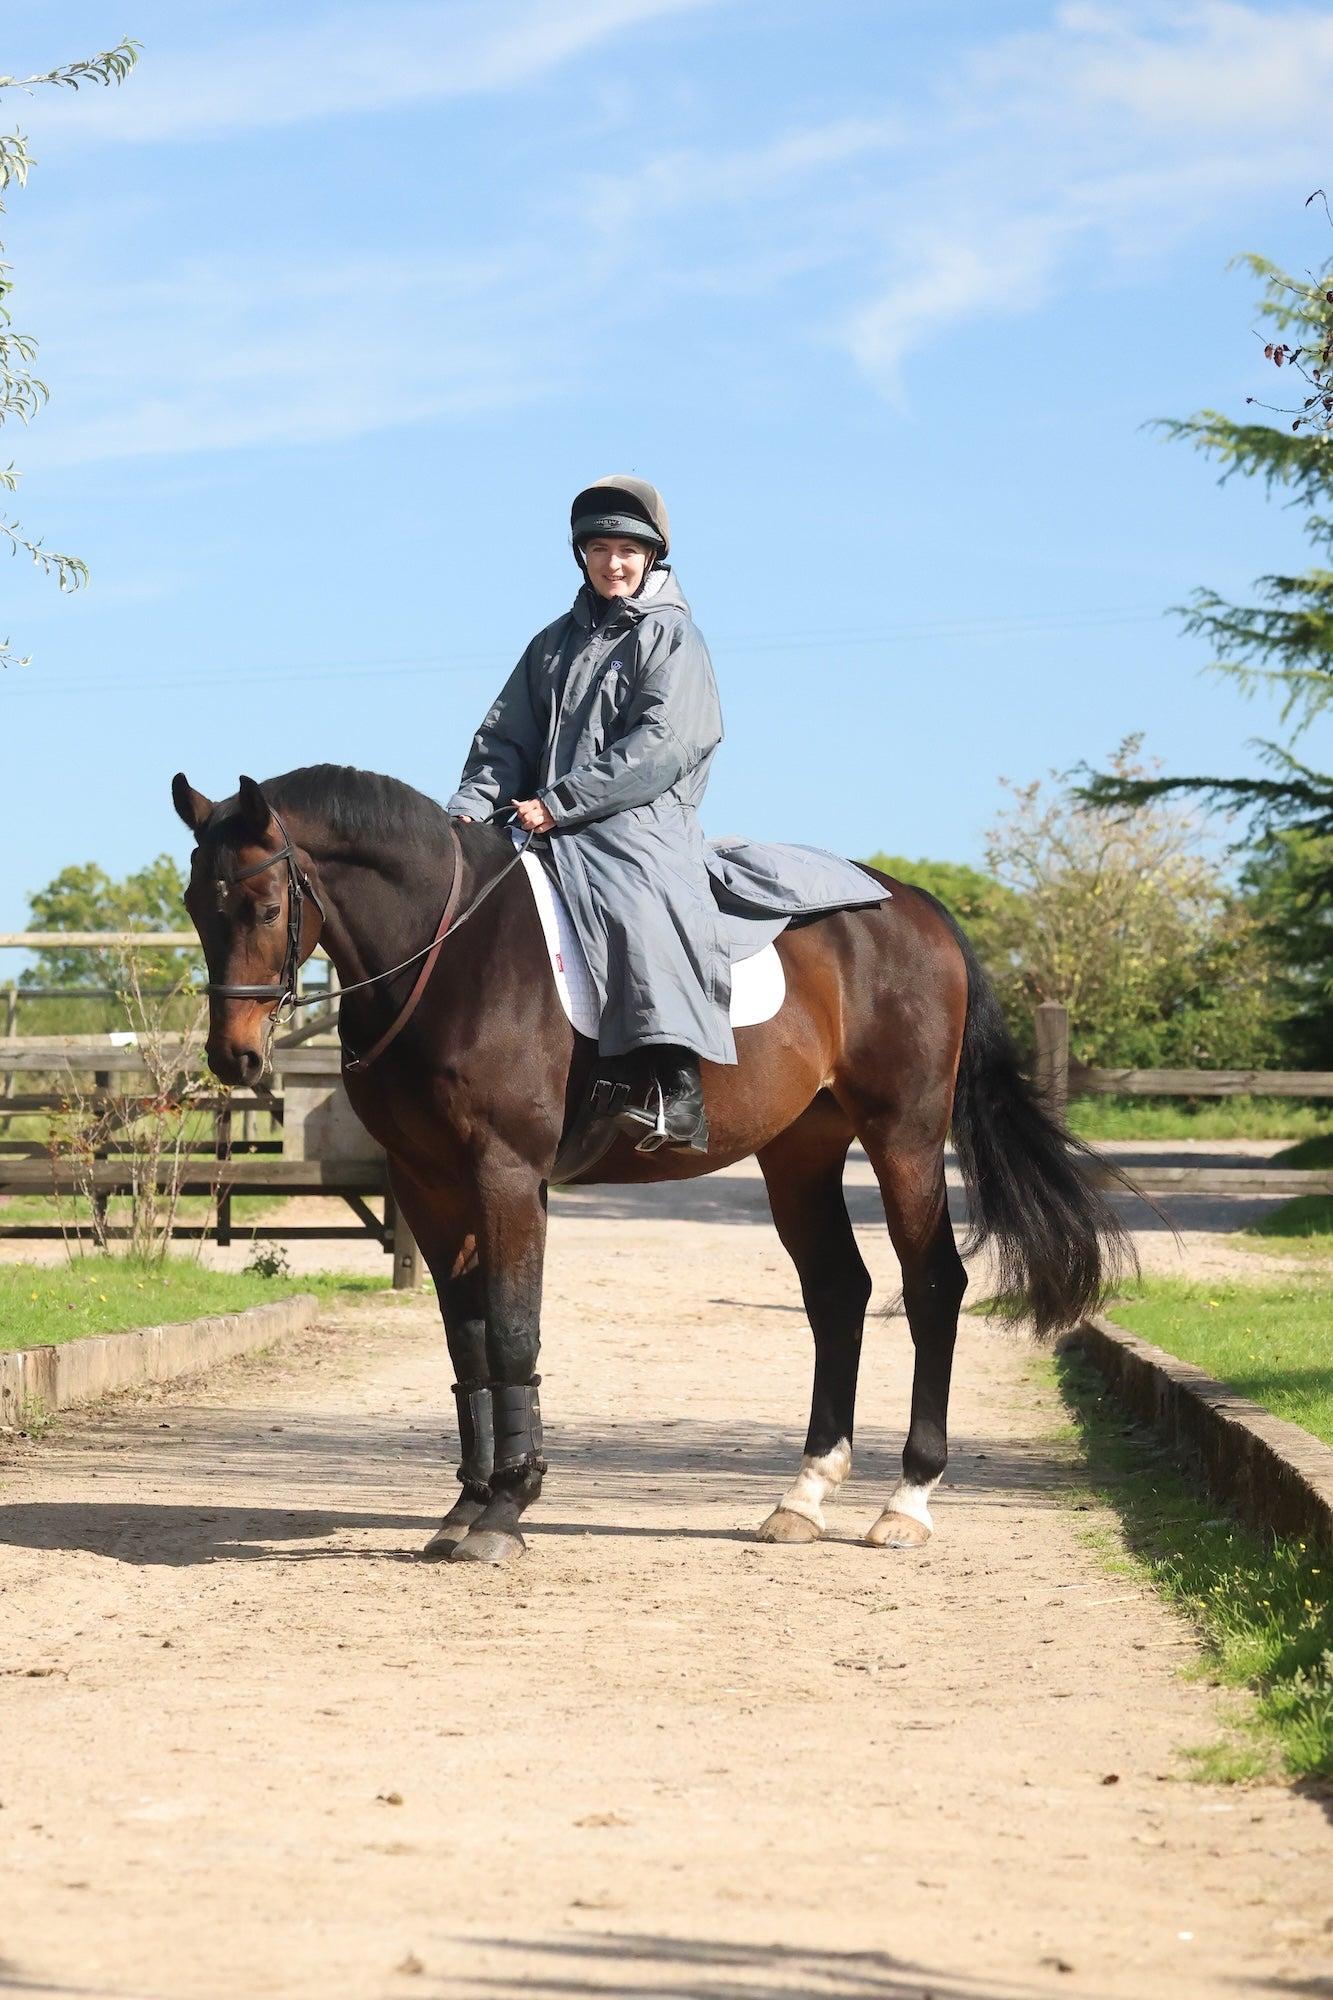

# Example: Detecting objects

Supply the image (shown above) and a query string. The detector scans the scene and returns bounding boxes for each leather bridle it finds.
[202,810,534,1077]
[205,809,326,1008]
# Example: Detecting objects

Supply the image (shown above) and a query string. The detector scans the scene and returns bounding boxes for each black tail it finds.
[925,898,1134,1337]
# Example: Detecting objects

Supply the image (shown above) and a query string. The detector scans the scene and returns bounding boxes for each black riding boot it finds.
[550,1045,710,1183]
[632,1046,709,1155]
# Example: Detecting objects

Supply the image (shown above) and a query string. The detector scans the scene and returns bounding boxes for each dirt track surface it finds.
[2,1171,1332,2000]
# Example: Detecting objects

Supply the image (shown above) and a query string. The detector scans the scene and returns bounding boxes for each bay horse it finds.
[173,764,1128,1567]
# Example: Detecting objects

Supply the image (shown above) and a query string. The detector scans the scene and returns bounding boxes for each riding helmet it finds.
[570,475,669,559]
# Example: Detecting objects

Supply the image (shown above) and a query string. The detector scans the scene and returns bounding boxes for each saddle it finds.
[514,841,788,1034]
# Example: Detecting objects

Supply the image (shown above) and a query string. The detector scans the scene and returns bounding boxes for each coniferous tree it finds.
[1081,219,1333,1054]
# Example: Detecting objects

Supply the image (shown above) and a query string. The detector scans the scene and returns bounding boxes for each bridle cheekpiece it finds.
[204,808,325,1009]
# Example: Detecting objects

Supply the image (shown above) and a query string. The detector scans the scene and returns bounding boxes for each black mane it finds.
[205,763,454,849]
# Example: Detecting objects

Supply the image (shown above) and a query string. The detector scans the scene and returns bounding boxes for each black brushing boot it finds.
[421,1383,494,1560]
[449,1378,546,1565]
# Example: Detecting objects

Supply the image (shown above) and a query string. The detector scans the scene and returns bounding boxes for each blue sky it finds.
[2,0,1333,934]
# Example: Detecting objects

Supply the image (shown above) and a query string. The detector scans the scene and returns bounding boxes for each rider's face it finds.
[582,536,651,598]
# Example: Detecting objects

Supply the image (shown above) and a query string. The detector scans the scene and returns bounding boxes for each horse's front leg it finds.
[383,1169,495,1561]
[446,1151,548,1568]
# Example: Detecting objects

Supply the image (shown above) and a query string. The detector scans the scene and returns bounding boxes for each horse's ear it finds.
[172,772,214,833]
[236,775,273,841]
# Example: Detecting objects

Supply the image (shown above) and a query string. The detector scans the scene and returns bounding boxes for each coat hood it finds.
[573,562,690,631]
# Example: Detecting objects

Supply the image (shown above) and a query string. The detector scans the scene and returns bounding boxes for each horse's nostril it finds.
[206,1042,264,1088]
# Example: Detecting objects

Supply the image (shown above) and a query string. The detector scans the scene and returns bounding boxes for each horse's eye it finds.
[261,903,282,926]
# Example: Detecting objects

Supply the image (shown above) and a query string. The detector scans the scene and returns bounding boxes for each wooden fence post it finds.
[392,1203,424,1290]
[1033,1002,1070,1125]
[215,1098,233,1249]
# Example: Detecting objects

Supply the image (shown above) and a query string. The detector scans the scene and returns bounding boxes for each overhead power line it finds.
[0,606,1164,704]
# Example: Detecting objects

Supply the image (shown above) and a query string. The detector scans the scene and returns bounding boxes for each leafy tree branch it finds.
[0,37,138,667]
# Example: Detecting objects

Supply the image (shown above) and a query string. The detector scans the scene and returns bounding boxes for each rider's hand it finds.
[513,797,556,833]
[455,815,473,823]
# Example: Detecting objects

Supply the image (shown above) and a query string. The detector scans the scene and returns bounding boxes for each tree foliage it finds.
[879,749,1284,1068]
[0,38,138,667]
[984,744,1281,1068]
[1081,223,1333,854]
[860,850,1023,973]
[1239,826,1333,1065]
[23,854,197,987]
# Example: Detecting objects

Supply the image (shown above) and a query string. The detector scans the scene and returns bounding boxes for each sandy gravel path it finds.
[1,1170,1331,2000]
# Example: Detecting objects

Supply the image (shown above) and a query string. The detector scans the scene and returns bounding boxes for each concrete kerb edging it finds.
[1071,1314,1333,1549]
[0,1292,320,1428]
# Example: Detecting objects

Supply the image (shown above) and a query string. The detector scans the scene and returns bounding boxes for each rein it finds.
[205,809,535,1077]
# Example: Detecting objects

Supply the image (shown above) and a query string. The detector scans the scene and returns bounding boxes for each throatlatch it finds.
[490,1378,546,1482]
[452,1383,495,1502]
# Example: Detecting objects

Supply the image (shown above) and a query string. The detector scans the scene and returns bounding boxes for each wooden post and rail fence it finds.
[1,941,1328,1251]
[1033,999,1333,1199]
[0,930,423,1286]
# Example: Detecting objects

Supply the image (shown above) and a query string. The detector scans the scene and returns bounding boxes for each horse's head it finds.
[173,771,324,1085]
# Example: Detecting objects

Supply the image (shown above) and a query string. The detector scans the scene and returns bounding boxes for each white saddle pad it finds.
[517,848,786,1039]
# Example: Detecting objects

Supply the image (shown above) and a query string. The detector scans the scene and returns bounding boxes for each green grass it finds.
[1108,1275,1333,1447]
[1238,1193,1333,1264]
[0,1191,283,1229]
[1066,1095,1333,1142]
[0,1257,391,1351]
[1053,1346,1333,1781]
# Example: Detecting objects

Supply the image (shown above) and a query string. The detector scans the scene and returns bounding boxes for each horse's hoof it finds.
[419,1497,488,1561]
[756,1507,822,1544]
[448,1527,526,1566]
[864,1510,932,1549]
[420,1522,471,1561]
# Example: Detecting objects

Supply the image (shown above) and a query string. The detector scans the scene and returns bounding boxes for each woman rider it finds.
[448,476,727,1159]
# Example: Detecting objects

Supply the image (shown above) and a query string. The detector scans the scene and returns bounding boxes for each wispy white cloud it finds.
[844,2,1333,386]
[23,1,1333,464]
[27,0,722,143]
[978,1,1333,132]
[580,118,903,228]
[29,243,578,463]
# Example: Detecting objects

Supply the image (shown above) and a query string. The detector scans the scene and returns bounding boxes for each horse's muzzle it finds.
[206,1038,266,1087]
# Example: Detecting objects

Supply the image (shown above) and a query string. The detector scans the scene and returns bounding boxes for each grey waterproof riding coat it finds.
[448,567,885,1066]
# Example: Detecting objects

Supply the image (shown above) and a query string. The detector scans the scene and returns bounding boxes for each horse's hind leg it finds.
[858,1130,967,1549]
[755,1108,870,1544]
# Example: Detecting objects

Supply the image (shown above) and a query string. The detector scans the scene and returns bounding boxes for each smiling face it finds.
[581,535,652,599]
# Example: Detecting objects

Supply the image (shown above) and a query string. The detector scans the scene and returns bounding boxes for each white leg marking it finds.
[880,1476,940,1530]
[775,1438,852,1531]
